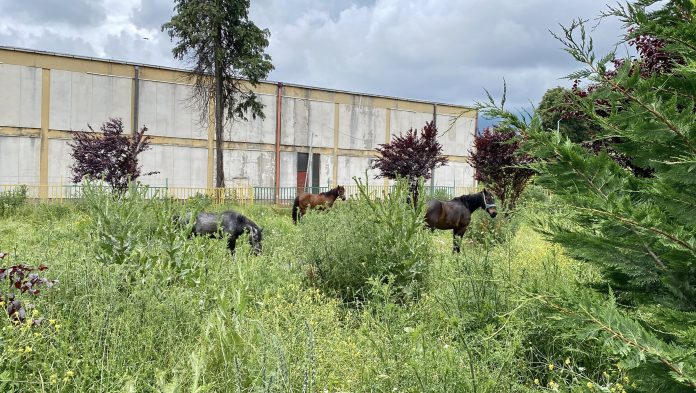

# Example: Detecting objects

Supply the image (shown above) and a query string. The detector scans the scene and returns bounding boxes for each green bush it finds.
[299,178,433,302]
[0,185,28,216]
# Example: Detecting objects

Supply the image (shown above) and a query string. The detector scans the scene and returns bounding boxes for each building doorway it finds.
[297,152,320,194]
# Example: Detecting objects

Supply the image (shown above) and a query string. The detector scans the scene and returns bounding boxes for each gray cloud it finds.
[250,0,376,24]
[0,26,98,57]
[131,0,174,30]
[251,0,629,111]
[102,29,174,66]
[1,0,631,116]
[0,0,106,26]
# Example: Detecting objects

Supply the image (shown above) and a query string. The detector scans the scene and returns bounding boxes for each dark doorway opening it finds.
[297,152,320,194]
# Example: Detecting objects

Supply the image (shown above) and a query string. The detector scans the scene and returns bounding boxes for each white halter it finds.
[482,191,496,209]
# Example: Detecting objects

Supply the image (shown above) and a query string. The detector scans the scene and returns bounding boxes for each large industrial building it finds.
[0,46,478,201]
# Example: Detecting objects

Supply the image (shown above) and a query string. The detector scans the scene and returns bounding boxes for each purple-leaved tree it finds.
[69,118,157,193]
[468,127,534,211]
[371,121,448,204]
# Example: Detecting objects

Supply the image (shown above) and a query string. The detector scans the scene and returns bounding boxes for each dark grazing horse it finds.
[424,189,498,252]
[292,185,346,224]
[177,211,263,256]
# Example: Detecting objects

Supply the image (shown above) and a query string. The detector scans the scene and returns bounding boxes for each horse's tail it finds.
[292,195,300,224]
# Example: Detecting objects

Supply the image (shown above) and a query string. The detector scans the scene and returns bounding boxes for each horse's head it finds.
[336,185,346,201]
[173,212,193,229]
[482,189,497,218]
[249,226,263,255]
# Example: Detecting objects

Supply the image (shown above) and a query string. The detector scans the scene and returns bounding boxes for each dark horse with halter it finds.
[292,185,346,224]
[177,211,263,256]
[425,189,498,252]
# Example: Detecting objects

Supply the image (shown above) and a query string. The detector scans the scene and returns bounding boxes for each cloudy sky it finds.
[0,0,632,125]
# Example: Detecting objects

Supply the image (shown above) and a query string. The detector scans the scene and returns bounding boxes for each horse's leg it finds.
[452,228,466,253]
[227,235,237,257]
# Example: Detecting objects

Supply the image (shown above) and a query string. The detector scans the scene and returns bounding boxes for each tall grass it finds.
[0,185,631,392]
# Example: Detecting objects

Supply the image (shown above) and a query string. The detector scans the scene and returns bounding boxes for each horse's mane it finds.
[236,213,262,240]
[224,211,260,231]
[240,214,260,231]
[455,192,483,211]
[319,186,342,198]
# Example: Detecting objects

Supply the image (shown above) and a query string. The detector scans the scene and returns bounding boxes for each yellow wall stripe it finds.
[39,68,50,199]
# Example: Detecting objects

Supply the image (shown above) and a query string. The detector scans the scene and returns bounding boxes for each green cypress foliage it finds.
[483,1,696,388]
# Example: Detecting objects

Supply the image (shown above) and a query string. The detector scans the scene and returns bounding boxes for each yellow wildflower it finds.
[587,382,593,389]
[534,378,540,385]
[32,309,39,317]
[50,374,57,385]
[55,324,61,331]
[548,364,554,371]
[49,319,56,325]
[565,358,571,365]
[24,346,32,353]
[65,370,75,378]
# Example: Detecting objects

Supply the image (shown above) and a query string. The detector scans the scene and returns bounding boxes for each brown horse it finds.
[292,185,347,223]
[425,189,498,252]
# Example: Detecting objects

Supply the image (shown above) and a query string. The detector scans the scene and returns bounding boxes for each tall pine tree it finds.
[163,0,274,188]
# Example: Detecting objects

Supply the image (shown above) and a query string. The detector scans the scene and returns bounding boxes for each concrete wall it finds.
[221,149,275,187]
[0,136,40,184]
[390,109,433,140]
[281,97,334,148]
[339,99,387,150]
[433,161,476,188]
[278,151,297,188]
[0,47,478,198]
[50,70,132,131]
[225,93,276,144]
[46,139,73,184]
[138,81,207,139]
[436,113,476,156]
[336,156,381,187]
[140,145,208,188]
[0,64,41,128]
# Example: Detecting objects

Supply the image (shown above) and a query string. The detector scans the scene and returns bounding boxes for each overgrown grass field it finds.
[0,185,638,392]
